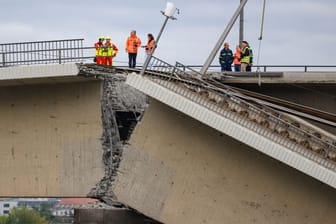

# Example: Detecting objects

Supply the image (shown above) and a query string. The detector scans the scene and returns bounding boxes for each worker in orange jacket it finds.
[94,36,104,65]
[233,45,242,72]
[142,33,156,69]
[125,30,141,68]
[143,33,156,56]
[103,36,118,66]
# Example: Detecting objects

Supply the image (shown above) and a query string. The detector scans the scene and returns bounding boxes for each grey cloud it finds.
[0,0,335,66]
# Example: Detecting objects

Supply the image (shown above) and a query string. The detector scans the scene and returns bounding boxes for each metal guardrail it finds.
[184,65,336,72]
[0,39,94,67]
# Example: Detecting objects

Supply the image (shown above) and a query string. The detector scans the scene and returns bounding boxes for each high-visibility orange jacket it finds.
[126,35,141,53]
[145,39,156,53]
[233,49,242,65]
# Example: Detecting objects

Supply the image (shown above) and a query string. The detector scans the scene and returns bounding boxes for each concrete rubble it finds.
[78,64,148,199]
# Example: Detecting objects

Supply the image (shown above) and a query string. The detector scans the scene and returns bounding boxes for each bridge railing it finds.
[1,38,336,72]
[183,65,336,72]
[140,56,336,166]
[144,56,203,80]
[0,39,95,67]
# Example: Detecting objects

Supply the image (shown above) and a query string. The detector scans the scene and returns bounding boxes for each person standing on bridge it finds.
[246,46,254,72]
[142,33,156,68]
[233,45,242,72]
[103,36,118,66]
[142,33,156,57]
[94,36,105,65]
[219,42,233,72]
[240,40,251,72]
[125,30,141,68]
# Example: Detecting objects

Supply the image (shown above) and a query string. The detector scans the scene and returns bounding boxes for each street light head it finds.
[164,2,176,17]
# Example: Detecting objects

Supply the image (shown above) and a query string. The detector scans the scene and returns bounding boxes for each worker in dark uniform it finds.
[219,42,233,72]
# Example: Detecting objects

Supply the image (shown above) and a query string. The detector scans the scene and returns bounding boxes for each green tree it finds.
[0,216,8,224]
[34,203,55,223]
[5,206,48,224]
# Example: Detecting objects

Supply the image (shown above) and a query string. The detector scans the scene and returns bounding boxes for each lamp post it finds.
[140,2,178,76]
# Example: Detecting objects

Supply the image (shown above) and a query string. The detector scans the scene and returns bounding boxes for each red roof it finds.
[58,198,98,206]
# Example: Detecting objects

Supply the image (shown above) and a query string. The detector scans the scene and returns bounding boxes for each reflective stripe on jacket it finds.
[103,42,119,56]
[219,48,233,65]
[94,42,104,56]
[240,47,250,64]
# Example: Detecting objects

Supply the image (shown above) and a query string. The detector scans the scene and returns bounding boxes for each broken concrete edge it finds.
[77,64,158,222]
[77,63,120,77]
[82,69,129,198]
[88,75,122,198]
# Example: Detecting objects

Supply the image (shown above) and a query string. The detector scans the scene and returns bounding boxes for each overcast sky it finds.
[0,0,335,67]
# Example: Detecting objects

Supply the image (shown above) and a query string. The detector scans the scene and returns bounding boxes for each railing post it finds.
[304,66,307,72]
[58,49,62,64]
[1,52,5,67]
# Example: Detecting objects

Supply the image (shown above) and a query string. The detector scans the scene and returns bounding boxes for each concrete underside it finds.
[0,81,104,197]
[113,99,336,224]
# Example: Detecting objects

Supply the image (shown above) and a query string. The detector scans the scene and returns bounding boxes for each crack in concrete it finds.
[80,65,147,199]
[78,65,163,223]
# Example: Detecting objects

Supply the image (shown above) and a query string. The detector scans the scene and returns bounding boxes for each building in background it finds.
[18,198,59,210]
[52,198,99,223]
[0,198,59,216]
[0,199,18,215]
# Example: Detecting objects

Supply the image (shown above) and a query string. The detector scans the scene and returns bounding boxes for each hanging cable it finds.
[256,0,267,86]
